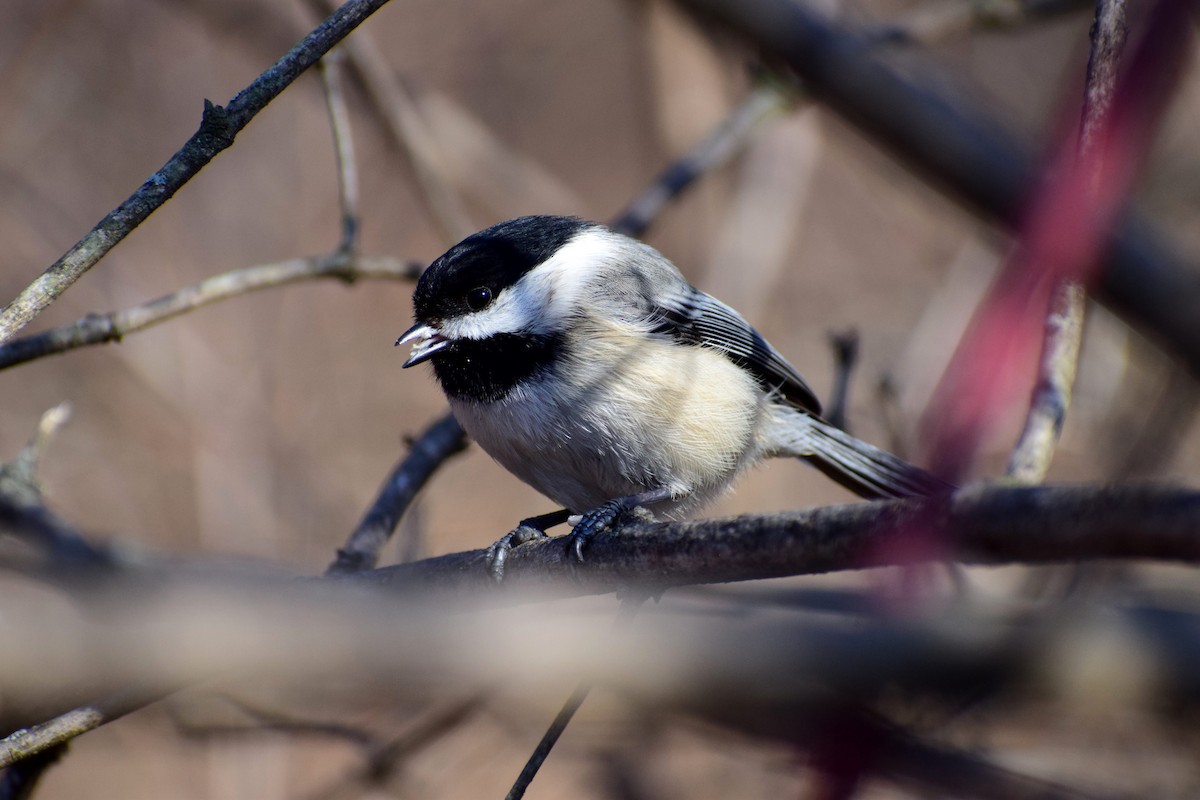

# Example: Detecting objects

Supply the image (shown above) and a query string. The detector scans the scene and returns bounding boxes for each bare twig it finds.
[0,690,161,770]
[0,0,399,344]
[1006,282,1087,481]
[326,413,467,575]
[171,697,376,746]
[862,0,1092,45]
[824,329,859,432]
[503,598,645,800]
[318,49,361,254]
[0,406,115,572]
[610,84,786,238]
[308,694,483,800]
[1007,0,1127,483]
[0,255,419,371]
[308,0,475,242]
[505,683,593,800]
[1,404,71,504]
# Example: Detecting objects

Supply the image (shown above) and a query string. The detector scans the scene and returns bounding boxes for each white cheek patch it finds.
[439,229,629,341]
[440,289,537,340]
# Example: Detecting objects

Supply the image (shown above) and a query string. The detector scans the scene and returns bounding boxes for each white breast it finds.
[450,328,768,517]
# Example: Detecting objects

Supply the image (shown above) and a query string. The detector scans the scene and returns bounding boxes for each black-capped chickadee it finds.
[398,216,950,579]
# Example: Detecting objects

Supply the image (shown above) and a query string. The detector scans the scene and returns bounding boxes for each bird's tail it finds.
[789,413,952,500]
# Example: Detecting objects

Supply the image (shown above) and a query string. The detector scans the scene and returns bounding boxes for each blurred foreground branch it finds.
[0,527,1196,798]
[676,0,1200,378]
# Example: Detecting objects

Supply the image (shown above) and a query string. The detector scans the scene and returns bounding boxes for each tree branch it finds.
[318,48,362,255]
[326,413,467,575]
[1007,0,1126,482]
[0,255,419,371]
[348,483,1200,598]
[0,0,398,344]
[674,0,1200,378]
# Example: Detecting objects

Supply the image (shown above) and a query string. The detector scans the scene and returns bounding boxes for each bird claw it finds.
[485,524,548,583]
[566,499,626,564]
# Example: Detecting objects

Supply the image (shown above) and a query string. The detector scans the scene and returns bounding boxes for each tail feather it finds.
[801,417,952,500]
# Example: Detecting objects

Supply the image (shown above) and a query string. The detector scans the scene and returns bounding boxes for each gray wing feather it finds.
[650,285,822,414]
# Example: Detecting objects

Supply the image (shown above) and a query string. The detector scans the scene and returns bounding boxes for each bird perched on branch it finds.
[399,216,950,579]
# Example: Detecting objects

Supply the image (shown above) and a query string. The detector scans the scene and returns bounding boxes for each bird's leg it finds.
[486,508,571,582]
[568,487,674,563]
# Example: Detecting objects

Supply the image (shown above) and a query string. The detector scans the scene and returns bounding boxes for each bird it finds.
[397,215,950,579]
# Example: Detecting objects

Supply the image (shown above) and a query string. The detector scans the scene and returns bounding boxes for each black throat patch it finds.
[430,331,564,403]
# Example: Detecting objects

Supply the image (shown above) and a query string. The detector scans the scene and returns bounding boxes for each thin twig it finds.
[610,85,787,238]
[1007,0,1127,483]
[862,0,1092,45]
[503,597,645,800]
[307,693,483,800]
[0,690,162,770]
[0,406,114,571]
[0,255,420,371]
[326,413,467,575]
[318,49,361,255]
[0,0,398,345]
[824,329,859,432]
[308,0,475,242]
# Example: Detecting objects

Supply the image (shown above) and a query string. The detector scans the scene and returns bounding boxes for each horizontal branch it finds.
[0,255,419,370]
[348,483,1200,598]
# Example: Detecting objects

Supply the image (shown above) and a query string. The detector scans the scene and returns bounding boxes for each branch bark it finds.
[0,255,418,371]
[348,483,1200,598]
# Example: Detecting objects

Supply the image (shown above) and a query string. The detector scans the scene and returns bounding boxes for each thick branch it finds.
[0,0,397,344]
[349,483,1200,598]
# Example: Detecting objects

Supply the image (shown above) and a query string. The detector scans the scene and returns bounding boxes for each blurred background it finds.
[1,0,1199,797]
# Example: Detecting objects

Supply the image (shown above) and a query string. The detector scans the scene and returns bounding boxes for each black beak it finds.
[396,322,449,367]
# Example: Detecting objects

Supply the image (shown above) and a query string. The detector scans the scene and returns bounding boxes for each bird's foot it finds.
[566,499,627,564]
[485,509,571,583]
[567,502,659,564]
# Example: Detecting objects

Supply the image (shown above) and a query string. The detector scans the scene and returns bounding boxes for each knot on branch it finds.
[193,100,238,156]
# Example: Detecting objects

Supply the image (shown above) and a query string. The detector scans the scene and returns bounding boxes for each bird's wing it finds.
[649,285,822,414]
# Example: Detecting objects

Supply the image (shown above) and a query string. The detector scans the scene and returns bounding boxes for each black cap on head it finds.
[413,216,595,324]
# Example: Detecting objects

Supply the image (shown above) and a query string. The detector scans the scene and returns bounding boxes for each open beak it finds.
[396,322,449,368]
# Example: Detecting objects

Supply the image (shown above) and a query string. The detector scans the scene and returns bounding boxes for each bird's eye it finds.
[466,286,493,311]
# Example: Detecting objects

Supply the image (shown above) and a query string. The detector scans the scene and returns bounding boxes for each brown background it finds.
[2,1,1199,797]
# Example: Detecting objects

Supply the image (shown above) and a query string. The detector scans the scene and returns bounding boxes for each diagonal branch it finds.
[0,0,398,344]
[674,0,1200,379]
[326,413,467,575]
